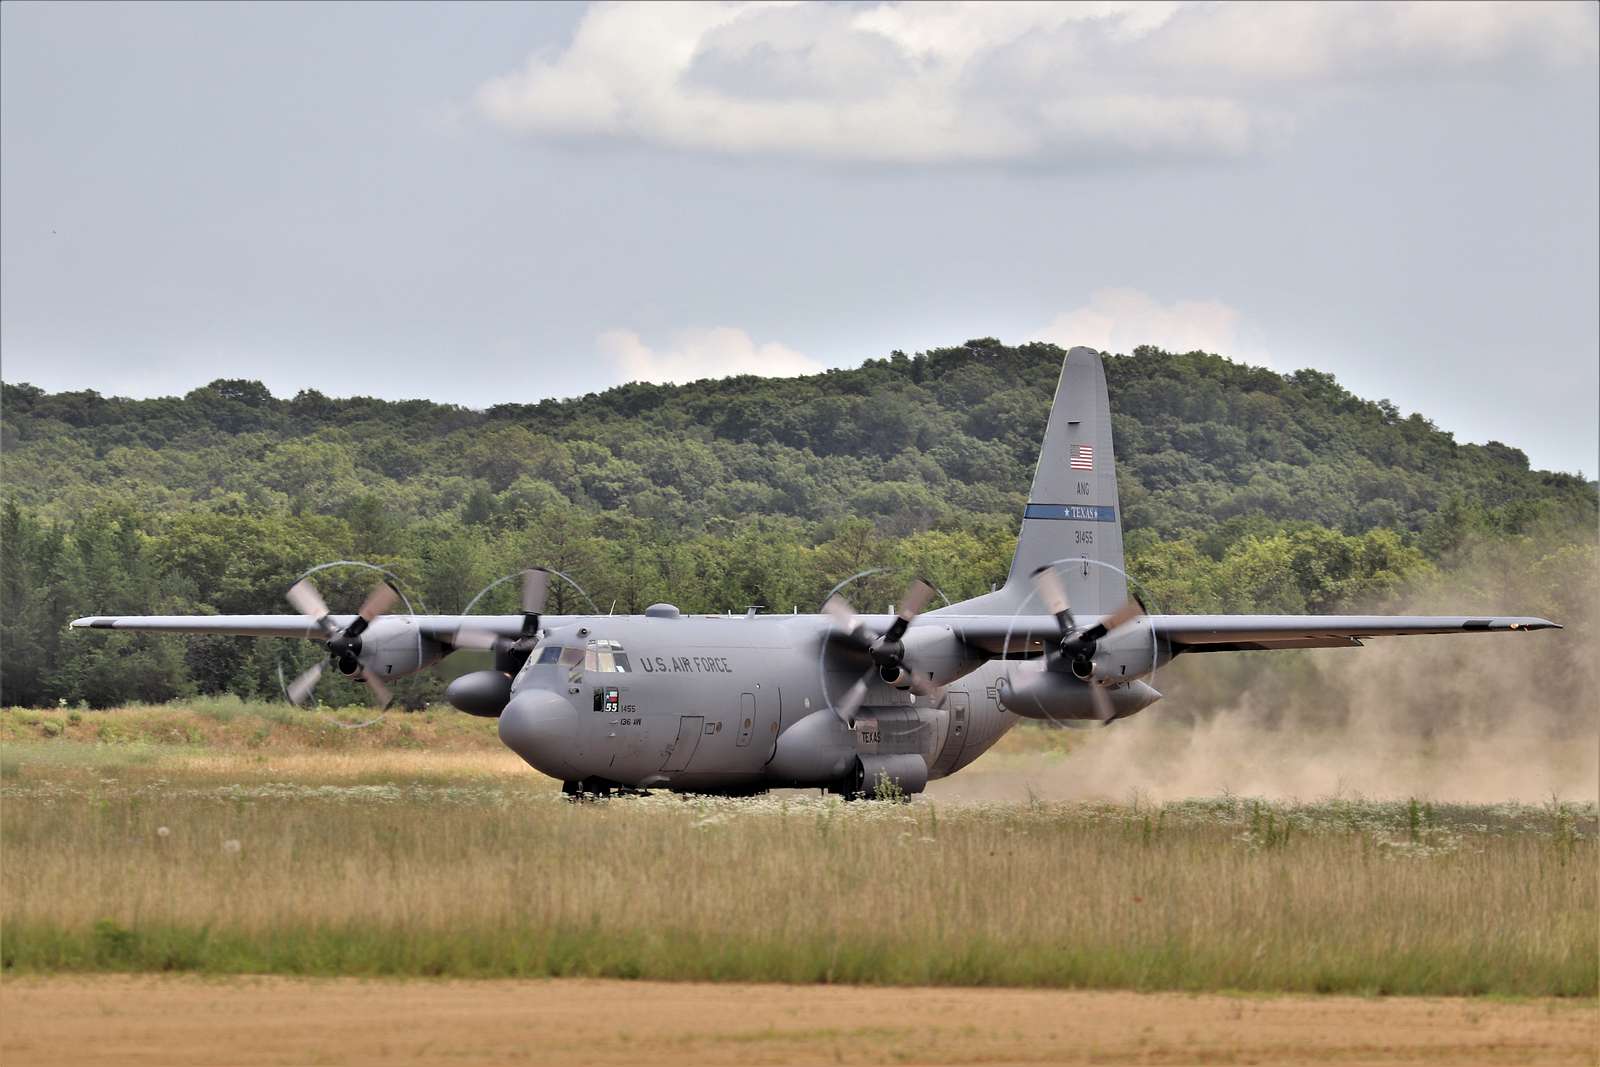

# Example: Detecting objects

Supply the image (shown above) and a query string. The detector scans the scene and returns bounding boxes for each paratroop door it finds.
[735,693,756,746]
[660,715,705,772]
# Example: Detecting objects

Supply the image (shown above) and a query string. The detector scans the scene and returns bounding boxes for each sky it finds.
[2,1,1596,475]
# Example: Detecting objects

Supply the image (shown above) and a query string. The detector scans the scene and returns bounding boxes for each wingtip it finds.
[70,617,112,629]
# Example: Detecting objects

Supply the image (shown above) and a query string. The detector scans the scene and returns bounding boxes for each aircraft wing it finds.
[69,614,541,643]
[938,613,1559,655]
[1147,614,1560,652]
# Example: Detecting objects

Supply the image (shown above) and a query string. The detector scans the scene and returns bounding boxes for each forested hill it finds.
[2,341,1595,707]
[3,340,1589,535]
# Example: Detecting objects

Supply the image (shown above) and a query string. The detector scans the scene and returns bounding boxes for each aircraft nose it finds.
[498,688,584,780]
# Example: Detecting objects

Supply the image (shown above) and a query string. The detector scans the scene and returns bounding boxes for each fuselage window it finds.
[584,638,630,673]
[535,645,563,665]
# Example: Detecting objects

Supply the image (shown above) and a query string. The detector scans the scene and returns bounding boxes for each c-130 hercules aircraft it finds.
[74,348,1559,797]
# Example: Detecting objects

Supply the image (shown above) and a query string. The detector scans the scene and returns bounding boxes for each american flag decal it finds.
[1069,444,1095,471]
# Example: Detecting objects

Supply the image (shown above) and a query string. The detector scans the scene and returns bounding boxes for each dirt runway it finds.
[2,976,1594,1066]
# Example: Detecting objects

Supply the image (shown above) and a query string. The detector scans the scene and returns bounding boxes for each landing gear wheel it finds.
[562,779,612,801]
[563,778,651,801]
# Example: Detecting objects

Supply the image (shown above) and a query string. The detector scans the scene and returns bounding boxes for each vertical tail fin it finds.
[944,346,1128,616]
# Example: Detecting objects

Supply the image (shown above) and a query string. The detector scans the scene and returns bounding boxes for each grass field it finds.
[1,701,1595,996]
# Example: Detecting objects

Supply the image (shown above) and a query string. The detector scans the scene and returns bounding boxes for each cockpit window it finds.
[527,641,630,677]
[524,645,582,675]
[584,638,630,673]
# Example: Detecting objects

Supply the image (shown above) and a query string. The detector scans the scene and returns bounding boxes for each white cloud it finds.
[1149,1,1598,81]
[599,326,825,385]
[1034,288,1268,365]
[475,1,1594,165]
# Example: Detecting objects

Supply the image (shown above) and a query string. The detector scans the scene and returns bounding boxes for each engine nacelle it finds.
[889,627,985,690]
[996,666,1161,722]
[355,618,446,679]
[1073,619,1159,683]
[445,670,514,717]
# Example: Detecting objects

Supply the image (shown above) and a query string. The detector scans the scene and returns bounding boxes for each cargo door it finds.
[660,715,704,772]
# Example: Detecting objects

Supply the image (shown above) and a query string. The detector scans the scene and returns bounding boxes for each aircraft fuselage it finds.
[496,613,1019,794]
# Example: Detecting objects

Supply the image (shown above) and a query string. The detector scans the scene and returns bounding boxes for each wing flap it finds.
[1178,637,1364,653]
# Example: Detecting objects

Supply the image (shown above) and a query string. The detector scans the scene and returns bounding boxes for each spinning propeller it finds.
[821,576,937,727]
[451,568,550,656]
[1029,563,1145,723]
[283,576,399,708]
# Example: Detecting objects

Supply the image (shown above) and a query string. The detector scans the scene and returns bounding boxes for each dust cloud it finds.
[932,538,1599,805]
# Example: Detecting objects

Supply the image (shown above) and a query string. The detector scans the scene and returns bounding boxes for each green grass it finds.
[2,729,1594,995]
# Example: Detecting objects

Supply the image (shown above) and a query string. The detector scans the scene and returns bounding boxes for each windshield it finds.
[521,640,630,679]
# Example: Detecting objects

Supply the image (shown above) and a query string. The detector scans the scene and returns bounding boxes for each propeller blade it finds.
[285,661,324,706]
[882,577,936,643]
[1030,566,1075,634]
[451,627,502,652]
[1089,680,1115,724]
[822,594,874,652]
[357,581,399,623]
[286,579,337,636]
[521,568,550,617]
[362,672,393,709]
[822,592,857,628]
[1080,596,1144,643]
[343,580,400,640]
[832,669,873,727]
[897,578,935,621]
[1100,595,1144,634]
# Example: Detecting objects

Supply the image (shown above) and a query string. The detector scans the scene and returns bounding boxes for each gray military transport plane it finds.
[72,348,1560,798]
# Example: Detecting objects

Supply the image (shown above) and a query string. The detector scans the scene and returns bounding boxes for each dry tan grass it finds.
[3,705,1594,992]
[159,747,536,781]
[3,766,1593,992]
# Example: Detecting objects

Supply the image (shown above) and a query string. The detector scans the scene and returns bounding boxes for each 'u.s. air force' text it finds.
[639,655,734,674]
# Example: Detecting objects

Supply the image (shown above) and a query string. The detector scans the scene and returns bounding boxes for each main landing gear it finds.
[561,778,650,801]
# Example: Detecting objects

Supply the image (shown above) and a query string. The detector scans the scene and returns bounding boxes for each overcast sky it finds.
[3,1,1596,474]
